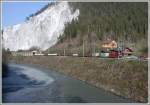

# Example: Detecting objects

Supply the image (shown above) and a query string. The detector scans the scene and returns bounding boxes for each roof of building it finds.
[125,47,133,52]
[102,39,117,49]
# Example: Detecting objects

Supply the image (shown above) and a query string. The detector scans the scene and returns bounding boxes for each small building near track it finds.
[11,50,41,56]
[123,47,133,56]
[102,38,117,50]
[11,51,33,56]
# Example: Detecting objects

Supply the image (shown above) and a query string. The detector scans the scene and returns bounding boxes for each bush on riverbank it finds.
[10,56,148,102]
[2,48,11,77]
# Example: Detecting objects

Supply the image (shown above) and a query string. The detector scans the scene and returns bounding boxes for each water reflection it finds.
[2,63,134,103]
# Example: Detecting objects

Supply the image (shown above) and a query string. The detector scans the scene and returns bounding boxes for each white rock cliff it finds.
[2,2,79,51]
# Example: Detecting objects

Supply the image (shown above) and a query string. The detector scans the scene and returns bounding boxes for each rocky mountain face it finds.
[2,2,79,51]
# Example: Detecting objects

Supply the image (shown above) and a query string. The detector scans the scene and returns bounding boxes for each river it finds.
[2,63,134,103]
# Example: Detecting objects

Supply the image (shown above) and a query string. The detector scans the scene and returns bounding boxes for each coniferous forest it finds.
[63,2,147,42]
[52,2,148,56]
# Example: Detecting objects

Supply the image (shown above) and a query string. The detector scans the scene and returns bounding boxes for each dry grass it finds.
[11,56,148,102]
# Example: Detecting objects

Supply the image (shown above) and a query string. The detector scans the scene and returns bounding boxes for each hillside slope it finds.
[49,2,148,56]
